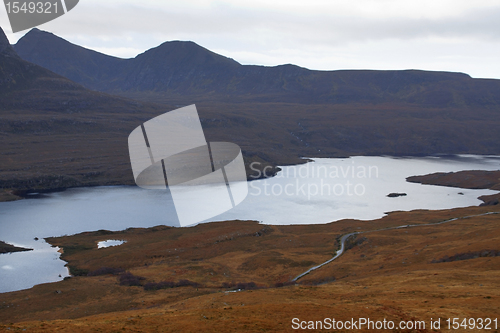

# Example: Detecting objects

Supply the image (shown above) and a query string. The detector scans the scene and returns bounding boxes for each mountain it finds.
[0,27,285,198]
[0,28,81,96]
[14,29,500,107]
[0,27,172,193]
[12,28,130,91]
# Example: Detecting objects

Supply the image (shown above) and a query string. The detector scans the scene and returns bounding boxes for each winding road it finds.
[292,211,499,282]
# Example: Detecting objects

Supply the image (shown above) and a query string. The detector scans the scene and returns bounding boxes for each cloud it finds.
[14,0,498,43]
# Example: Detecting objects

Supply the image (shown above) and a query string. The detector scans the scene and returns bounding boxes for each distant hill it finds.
[14,29,500,108]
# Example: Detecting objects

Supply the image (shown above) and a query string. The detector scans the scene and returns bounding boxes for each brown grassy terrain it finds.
[0,189,20,201]
[408,170,500,206]
[0,240,32,254]
[407,170,500,190]
[1,205,499,332]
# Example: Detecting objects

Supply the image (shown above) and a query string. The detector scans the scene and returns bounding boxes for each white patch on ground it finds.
[97,240,126,249]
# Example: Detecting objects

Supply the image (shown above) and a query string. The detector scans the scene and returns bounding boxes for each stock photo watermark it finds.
[249,161,379,199]
[3,0,79,33]
[128,104,248,227]
[291,317,498,331]
[128,106,380,225]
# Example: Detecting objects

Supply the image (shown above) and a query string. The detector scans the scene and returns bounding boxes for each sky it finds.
[1,0,500,79]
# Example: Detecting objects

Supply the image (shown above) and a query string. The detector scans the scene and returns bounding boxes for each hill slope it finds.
[0,27,170,194]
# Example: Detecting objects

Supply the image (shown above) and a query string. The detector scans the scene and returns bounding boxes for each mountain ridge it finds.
[13,28,500,108]
[13,28,130,91]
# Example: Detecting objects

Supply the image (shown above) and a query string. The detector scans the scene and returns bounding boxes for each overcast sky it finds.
[1,0,499,79]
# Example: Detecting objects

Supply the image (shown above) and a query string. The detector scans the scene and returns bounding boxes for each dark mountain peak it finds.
[136,40,240,68]
[15,28,111,60]
[0,30,83,96]
[273,64,311,79]
[119,40,242,92]
[272,63,309,73]
[14,28,128,90]
[24,27,47,36]
[0,26,19,57]
[16,28,63,49]
[276,63,307,69]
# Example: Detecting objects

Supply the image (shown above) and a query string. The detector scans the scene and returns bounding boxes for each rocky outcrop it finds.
[387,193,407,198]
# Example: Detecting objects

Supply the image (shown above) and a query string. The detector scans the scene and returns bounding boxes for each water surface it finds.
[0,155,498,293]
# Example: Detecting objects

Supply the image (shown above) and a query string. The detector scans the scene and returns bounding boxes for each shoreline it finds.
[2,153,498,204]
[0,240,33,254]
[407,169,500,206]
[0,164,286,203]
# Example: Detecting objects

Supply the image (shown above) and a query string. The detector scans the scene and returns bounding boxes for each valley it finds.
[1,28,500,200]
[0,25,499,332]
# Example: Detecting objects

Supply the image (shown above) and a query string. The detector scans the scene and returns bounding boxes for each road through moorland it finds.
[292,212,499,281]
